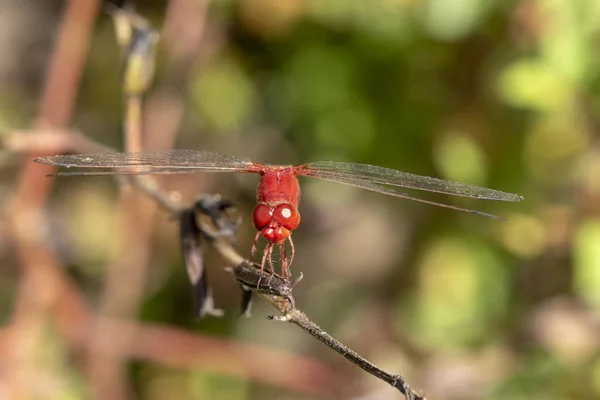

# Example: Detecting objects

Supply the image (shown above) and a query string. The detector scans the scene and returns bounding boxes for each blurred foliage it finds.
[2,0,600,399]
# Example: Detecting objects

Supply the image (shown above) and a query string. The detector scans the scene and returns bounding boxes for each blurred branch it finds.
[143,0,215,151]
[5,129,111,154]
[4,1,102,399]
[86,9,161,400]
[0,262,343,397]
[123,321,343,396]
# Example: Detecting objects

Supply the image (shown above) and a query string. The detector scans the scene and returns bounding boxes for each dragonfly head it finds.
[252,203,300,244]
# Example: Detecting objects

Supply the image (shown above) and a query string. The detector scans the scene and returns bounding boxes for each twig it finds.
[125,96,144,152]
[286,312,424,399]
[224,262,423,397]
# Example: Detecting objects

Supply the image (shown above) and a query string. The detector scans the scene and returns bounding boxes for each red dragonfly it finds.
[34,150,523,278]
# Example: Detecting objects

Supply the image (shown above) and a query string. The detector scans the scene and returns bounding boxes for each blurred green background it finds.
[2,0,600,399]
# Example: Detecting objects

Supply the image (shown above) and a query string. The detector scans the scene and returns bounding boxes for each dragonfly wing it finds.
[296,172,505,219]
[34,149,256,174]
[299,161,523,202]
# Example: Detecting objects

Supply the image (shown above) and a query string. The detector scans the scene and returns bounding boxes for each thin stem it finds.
[288,312,425,399]
[125,96,144,152]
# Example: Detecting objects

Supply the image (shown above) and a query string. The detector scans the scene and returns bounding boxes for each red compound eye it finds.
[252,204,272,230]
[272,203,300,231]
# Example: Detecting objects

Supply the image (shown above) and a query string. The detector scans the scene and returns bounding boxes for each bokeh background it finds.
[1,0,600,399]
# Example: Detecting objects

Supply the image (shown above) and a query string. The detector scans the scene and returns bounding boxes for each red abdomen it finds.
[256,167,300,207]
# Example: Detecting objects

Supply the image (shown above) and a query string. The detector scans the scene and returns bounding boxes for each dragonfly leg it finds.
[279,243,287,279]
[250,231,261,257]
[288,236,295,274]
[258,243,271,287]
[268,245,274,277]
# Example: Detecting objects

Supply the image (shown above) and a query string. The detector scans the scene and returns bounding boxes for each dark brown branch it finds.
[227,263,423,397]
[286,312,425,399]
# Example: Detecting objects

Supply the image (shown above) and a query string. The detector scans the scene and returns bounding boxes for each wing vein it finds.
[300,161,522,202]
[34,149,255,173]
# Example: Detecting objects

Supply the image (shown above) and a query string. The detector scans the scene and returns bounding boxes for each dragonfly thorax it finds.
[252,203,300,244]
[256,169,300,206]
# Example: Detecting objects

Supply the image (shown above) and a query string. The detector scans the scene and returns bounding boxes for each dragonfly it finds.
[34,149,523,278]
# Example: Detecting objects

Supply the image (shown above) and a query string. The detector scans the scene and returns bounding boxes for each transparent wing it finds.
[34,149,257,175]
[297,161,523,202]
[294,161,523,219]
